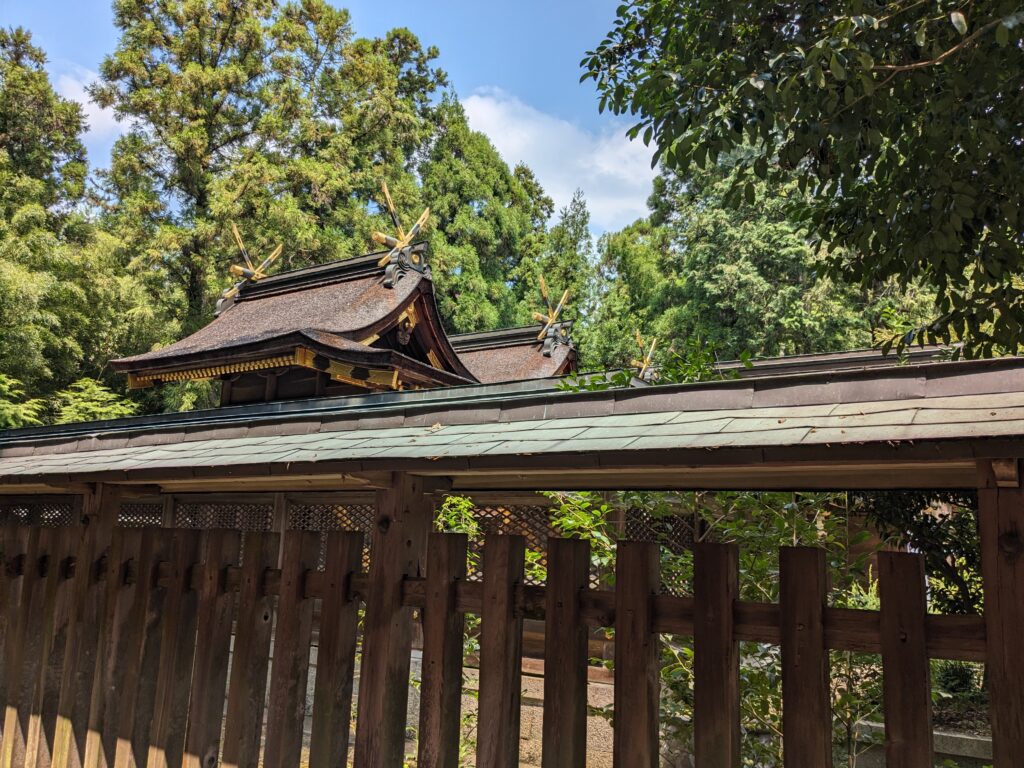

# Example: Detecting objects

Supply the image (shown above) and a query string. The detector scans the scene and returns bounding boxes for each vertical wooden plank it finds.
[182,530,241,768]
[0,524,32,747]
[978,468,1024,767]
[82,529,144,768]
[0,528,30,729]
[262,530,319,768]
[780,546,831,767]
[52,485,120,768]
[309,531,364,768]
[416,532,467,768]
[693,542,739,768]
[354,473,432,768]
[541,537,590,768]
[144,529,202,768]
[612,540,659,768]
[112,528,172,768]
[2,526,45,768]
[476,534,525,768]
[878,551,933,768]
[35,528,79,768]
[221,531,279,768]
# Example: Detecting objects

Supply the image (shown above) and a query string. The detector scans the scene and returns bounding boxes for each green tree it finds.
[0,28,156,402]
[583,0,1024,355]
[52,378,138,424]
[419,97,551,332]
[93,0,447,333]
[513,189,593,327]
[0,374,44,428]
[582,162,935,371]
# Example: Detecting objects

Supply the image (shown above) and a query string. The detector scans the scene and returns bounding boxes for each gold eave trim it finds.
[125,346,441,392]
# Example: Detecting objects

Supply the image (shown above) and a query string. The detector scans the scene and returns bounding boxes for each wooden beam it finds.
[416,532,467,768]
[353,473,432,767]
[541,537,590,768]
[612,541,659,768]
[780,547,831,767]
[693,543,740,768]
[476,535,525,768]
[309,531,364,768]
[878,551,933,767]
[978,460,1024,766]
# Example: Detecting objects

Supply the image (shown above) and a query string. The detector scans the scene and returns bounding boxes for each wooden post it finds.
[263,530,319,768]
[693,542,739,768]
[144,529,202,768]
[222,532,279,768]
[81,529,145,768]
[476,535,525,768]
[878,551,933,767]
[354,473,432,767]
[542,537,590,768]
[112,528,172,768]
[309,531,364,768]
[977,460,1024,766]
[612,541,659,768]
[52,484,121,768]
[416,532,467,768]
[182,530,241,768]
[2,526,44,768]
[780,546,831,767]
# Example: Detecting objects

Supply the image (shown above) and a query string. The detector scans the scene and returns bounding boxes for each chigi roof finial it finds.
[216,223,283,314]
[531,275,572,356]
[372,181,430,288]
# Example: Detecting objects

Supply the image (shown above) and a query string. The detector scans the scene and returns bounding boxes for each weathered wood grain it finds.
[780,546,831,767]
[693,542,739,768]
[978,465,1024,767]
[476,535,525,768]
[612,541,659,768]
[221,531,278,768]
[353,473,431,767]
[182,530,241,768]
[541,537,590,768]
[309,531,364,768]
[144,529,202,768]
[416,532,467,768]
[879,551,933,768]
[262,530,319,768]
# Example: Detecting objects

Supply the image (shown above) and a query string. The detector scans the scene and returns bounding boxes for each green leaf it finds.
[995,22,1009,46]
[830,54,846,81]
[915,24,927,47]
[950,11,968,36]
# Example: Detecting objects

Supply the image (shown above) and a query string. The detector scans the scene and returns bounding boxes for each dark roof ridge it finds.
[235,244,427,302]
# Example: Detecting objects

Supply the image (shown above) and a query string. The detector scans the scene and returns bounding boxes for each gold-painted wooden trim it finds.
[127,346,406,392]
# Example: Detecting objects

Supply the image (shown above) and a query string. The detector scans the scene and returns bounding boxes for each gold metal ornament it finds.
[221,223,283,301]
[531,274,571,340]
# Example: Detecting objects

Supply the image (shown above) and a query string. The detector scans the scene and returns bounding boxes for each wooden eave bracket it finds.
[991,458,1020,488]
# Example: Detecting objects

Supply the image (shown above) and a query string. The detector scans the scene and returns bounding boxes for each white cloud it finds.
[52,63,126,162]
[463,86,656,234]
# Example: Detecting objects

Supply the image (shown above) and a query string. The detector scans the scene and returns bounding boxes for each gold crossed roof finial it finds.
[531,274,570,341]
[221,223,283,300]
[372,181,430,268]
[630,329,657,378]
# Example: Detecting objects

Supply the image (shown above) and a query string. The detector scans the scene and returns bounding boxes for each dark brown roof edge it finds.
[3,356,1024,453]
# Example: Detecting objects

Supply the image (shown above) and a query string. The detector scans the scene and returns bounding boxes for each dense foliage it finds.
[583,0,1024,355]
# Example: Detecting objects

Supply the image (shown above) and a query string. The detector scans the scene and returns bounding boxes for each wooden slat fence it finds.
[0,524,990,768]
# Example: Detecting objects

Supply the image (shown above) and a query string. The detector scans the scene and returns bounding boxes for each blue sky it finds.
[0,0,656,233]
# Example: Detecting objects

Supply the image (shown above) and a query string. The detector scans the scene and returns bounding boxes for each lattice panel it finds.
[118,502,164,528]
[624,508,698,595]
[466,505,555,585]
[287,503,374,569]
[0,499,75,527]
[174,502,274,531]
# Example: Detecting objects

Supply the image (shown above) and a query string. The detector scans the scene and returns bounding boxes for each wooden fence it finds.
[0,522,987,768]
